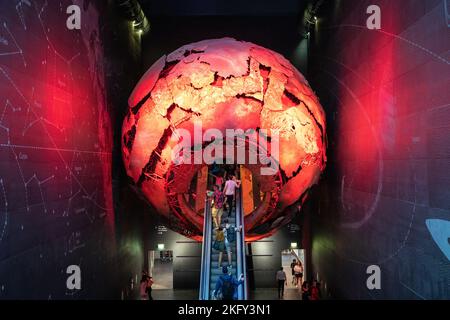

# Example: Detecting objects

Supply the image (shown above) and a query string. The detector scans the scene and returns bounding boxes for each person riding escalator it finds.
[223,175,241,218]
[213,266,244,301]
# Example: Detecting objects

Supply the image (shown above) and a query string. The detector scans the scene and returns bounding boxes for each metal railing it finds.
[235,188,248,300]
[199,199,212,300]
[199,182,247,300]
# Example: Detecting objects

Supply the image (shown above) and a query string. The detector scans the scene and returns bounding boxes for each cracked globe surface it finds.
[122,38,326,241]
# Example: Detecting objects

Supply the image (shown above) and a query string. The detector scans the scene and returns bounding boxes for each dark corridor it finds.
[0,0,448,301]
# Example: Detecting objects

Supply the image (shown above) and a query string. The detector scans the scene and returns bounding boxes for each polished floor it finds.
[151,258,173,290]
[149,252,303,300]
[151,288,302,300]
[250,288,302,300]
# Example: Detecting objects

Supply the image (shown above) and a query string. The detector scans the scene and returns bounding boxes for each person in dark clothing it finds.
[211,161,220,175]
[276,267,287,299]
[222,218,241,272]
[140,275,153,300]
[310,280,321,300]
[146,276,153,300]
[213,266,244,300]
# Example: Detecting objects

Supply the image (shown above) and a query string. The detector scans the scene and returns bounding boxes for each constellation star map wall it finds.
[0,0,114,298]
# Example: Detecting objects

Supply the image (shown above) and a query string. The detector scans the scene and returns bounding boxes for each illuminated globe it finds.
[122,38,326,241]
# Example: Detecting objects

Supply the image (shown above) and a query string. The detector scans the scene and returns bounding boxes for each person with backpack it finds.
[222,218,241,271]
[213,266,244,300]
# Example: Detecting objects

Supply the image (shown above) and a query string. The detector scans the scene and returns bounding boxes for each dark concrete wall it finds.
[306,0,450,299]
[140,16,307,76]
[142,211,202,290]
[249,221,302,288]
[121,183,202,290]
[140,0,304,17]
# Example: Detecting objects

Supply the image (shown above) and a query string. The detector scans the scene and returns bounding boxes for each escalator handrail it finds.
[235,187,248,300]
[199,199,212,300]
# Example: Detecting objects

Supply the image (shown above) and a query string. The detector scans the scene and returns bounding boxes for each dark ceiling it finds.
[138,0,308,17]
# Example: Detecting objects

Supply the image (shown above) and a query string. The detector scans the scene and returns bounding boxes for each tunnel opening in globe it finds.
[122,38,327,241]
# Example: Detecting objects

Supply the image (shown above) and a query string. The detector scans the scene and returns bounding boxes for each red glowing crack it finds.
[122,38,327,240]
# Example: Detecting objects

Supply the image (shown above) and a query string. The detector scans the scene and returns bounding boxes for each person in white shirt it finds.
[223,175,241,217]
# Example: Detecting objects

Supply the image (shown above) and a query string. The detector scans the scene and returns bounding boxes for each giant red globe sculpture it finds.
[122,38,326,241]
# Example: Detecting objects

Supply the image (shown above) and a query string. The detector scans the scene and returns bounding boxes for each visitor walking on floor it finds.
[140,275,153,300]
[276,267,287,299]
[290,259,297,285]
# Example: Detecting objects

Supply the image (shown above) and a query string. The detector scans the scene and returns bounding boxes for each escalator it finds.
[199,186,247,300]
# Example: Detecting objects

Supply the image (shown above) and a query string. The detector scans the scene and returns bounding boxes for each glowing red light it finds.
[122,38,326,240]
